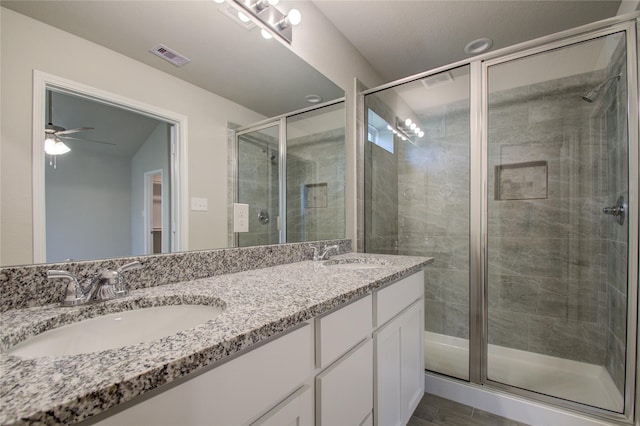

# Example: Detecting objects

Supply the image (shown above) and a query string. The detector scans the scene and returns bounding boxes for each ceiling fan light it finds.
[44,136,71,155]
[44,136,57,154]
[54,141,71,155]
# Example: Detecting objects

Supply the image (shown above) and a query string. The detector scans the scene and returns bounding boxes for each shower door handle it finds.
[603,196,626,225]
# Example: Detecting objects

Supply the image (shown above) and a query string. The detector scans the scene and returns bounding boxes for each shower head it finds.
[581,75,621,103]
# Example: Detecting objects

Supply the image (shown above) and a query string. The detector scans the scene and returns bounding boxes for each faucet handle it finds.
[112,261,143,297]
[48,270,87,306]
[309,245,321,261]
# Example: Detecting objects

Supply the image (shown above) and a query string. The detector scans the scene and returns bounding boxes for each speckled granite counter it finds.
[0,253,431,425]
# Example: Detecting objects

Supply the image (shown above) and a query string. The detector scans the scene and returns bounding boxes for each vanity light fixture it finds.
[229,0,301,44]
[394,117,425,144]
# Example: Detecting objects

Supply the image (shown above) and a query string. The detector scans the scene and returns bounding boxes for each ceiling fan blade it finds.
[56,127,94,136]
[59,135,116,146]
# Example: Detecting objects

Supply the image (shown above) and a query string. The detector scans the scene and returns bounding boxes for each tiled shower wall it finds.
[485,71,615,367]
[397,103,470,340]
[287,129,346,242]
[368,67,628,384]
[236,134,280,246]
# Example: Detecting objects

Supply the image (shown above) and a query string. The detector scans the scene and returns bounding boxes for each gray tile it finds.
[412,394,532,426]
[408,415,437,426]
[472,408,530,426]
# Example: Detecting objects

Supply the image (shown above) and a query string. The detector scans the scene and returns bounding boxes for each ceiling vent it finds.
[149,44,191,67]
[421,72,454,89]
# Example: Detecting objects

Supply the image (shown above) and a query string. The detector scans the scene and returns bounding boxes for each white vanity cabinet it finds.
[95,270,424,426]
[373,272,425,426]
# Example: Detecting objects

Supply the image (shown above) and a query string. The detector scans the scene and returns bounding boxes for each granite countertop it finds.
[0,253,432,425]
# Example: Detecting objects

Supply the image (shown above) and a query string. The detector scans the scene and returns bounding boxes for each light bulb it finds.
[414,127,420,134]
[418,131,425,138]
[238,11,250,22]
[45,137,70,155]
[261,28,273,39]
[287,9,301,25]
[44,136,57,154]
[386,125,393,131]
[410,123,416,130]
[213,0,225,3]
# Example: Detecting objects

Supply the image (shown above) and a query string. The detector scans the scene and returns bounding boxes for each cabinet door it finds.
[374,300,424,426]
[316,338,373,426]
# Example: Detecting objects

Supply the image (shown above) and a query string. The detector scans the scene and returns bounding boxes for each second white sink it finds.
[7,304,224,359]
[322,258,389,270]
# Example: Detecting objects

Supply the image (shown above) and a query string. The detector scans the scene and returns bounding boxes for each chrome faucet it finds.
[311,244,340,261]
[48,261,143,306]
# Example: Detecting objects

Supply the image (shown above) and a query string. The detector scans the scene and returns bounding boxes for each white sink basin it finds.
[7,305,223,358]
[322,258,389,270]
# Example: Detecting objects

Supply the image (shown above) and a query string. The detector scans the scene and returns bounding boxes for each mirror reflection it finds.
[45,90,174,262]
[0,1,345,267]
[235,101,346,247]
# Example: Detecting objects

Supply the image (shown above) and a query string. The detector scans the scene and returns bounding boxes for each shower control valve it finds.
[603,196,626,226]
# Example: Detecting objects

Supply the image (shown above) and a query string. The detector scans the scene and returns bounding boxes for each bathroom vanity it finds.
[0,248,431,425]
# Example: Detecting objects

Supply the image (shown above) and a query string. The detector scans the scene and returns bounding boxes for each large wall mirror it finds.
[0,1,345,267]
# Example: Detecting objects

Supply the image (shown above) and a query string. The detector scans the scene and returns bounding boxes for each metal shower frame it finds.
[358,12,639,424]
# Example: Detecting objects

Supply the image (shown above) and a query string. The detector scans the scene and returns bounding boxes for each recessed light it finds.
[464,37,493,55]
[305,94,322,104]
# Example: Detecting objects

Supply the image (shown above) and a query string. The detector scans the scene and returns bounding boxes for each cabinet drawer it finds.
[251,385,313,426]
[316,338,373,426]
[316,294,372,369]
[374,271,424,327]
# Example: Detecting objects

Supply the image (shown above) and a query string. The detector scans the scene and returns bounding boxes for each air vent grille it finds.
[149,44,191,67]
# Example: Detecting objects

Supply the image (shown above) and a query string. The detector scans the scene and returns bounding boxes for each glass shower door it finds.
[236,124,280,247]
[364,66,471,381]
[485,32,629,413]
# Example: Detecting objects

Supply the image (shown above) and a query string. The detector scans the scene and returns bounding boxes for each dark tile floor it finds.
[409,393,531,426]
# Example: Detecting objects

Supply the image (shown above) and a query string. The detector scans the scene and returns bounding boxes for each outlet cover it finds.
[233,203,249,233]
[191,197,208,211]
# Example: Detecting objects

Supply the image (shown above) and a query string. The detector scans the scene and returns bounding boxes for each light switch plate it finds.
[191,197,208,211]
[233,203,249,232]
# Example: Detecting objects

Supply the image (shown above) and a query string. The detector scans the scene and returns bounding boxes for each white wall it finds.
[45,147,132,262]
[285,1,384,91]
[0,7,265,265]
[131,122,170,256]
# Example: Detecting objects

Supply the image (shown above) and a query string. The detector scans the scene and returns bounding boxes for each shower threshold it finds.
[425,331,623,412]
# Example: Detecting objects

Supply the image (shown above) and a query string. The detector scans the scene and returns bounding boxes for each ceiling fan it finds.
[44,91,115,158]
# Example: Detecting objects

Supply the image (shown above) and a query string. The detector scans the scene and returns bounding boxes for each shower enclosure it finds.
[362,16,638,423]
[233,100,346,246]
